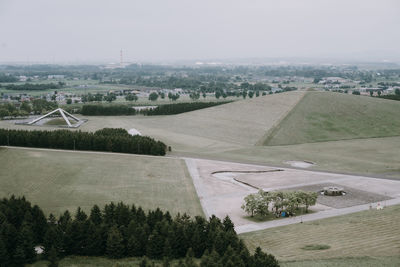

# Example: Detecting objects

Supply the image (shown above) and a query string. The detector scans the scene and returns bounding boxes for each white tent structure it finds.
[27,108,85,128]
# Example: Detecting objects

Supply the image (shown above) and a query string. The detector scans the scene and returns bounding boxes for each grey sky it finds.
[0,0,399,63]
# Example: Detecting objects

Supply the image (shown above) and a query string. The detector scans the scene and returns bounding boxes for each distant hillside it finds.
[132,91,305,146]
[263,91,400,146]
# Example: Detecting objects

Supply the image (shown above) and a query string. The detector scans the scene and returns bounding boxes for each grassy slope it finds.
[213,136,400,179]
[0,147,203,217]
[240,205,400,262]
[264,92,400,146]
[101,91,305,146]
[281,256,400,267]
[1,91,399,178]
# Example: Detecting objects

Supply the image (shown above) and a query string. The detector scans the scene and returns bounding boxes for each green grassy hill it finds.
[263,92,400,146]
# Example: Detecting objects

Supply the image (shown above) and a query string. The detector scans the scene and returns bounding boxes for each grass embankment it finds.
[0,147,203,217]
[263,91,400,146]
[240,205,400,262]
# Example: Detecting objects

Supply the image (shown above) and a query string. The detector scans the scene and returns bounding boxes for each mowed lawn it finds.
[217,136,400,179]
[264,92,400,145]
[240,205,400,263]
[0,147,203,217]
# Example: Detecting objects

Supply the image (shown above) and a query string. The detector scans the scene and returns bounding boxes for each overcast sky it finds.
[0,0,399,63]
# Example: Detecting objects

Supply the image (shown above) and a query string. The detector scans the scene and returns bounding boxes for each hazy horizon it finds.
[1,0,400,64]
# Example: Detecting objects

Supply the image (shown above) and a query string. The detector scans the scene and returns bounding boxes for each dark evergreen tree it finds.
[47,246,59,267]
[12,245,26,266]
[146,229,164,259]
[0,238,9,267]
[106,226,124,258]
[89,205,102,225]
[43,225,63,256]
[252,247,280,267]
[17,224,36,263]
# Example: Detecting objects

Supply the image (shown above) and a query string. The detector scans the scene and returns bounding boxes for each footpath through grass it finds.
[240,204,400,262]
[0,147,203,217]
[264,91,400,145]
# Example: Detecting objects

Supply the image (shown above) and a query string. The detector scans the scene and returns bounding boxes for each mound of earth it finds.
[263,91,400,145]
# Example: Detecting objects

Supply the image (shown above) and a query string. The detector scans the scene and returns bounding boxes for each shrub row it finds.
[80,101,231,116]
[0,128,166,156]
[141,101,231,116]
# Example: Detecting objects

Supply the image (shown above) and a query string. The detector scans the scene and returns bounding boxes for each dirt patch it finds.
[287,183,392,208]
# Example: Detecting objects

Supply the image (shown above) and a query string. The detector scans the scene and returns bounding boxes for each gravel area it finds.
[285,183,392,208]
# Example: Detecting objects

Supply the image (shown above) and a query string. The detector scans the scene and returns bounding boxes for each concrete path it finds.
[183,157,400,234]
[185,158,212,218]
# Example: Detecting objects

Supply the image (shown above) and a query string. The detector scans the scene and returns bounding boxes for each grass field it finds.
[212,136,400,179]
[280,256,400,267]
[1,91,399,178]
[0,147,203,217]
[263,91,400,145]
[240,204,400,262]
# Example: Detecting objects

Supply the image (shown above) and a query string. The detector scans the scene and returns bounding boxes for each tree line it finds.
[0,196,279,267]
[2,82,65,91]
[80,102,231,116]
[0,128,166,156]
[242,190,318,218]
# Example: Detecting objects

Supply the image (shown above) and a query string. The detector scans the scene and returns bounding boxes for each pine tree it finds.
[222,216,234,232]
[163,238,172,259]
[12,245,26,266]
[146,229,164,259]
[43,226,63,256]
[47,246,59,267]
[184,248,197,267]
[0,238,9,267]
[106,225,124,258]
[18,224,36,263]
[252,247,279,267]
[89,205,102,225]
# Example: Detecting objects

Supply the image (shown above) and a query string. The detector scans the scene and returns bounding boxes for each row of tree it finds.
[81,104,137,116]
[142,102,230,116]
[80,102,230,116]
[0,196,279,266]
[242,190,318,218]
[0,128,167,156]
[2,82,65,91]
